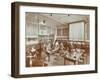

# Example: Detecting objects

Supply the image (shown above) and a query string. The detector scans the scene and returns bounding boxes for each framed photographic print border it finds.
[11,2,98,78]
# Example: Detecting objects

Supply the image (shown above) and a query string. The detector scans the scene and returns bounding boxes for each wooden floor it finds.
[26,52,89,67]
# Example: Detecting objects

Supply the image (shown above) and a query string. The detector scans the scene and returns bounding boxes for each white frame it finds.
[20,5,95,74]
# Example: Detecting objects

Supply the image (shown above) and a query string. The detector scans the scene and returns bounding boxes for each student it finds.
[59,41,64,55]
[52,40,60,53]
[35,40,42,59]
[46,40,52,61]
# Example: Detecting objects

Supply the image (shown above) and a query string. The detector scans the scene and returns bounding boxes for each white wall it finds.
[0,0,100,80]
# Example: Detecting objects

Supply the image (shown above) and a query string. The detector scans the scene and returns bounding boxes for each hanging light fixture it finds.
[68,14,70,16]
[43,20,45,24]
[39,20,46,25]
[50,13,52,16]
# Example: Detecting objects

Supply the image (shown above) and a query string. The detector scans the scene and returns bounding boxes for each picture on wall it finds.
[25,12,90,67]
[11,2,97,78]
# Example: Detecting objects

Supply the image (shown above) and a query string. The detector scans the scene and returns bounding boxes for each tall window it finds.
[69,21,85,41]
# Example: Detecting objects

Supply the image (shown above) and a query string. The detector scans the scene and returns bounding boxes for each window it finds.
[69,21,85,41]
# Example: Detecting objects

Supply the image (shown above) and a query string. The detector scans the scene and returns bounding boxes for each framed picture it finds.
[11,2,98,78]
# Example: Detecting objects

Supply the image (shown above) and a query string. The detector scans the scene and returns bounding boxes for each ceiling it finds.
[26,12,89,27]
